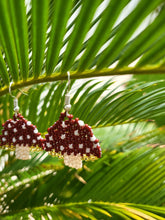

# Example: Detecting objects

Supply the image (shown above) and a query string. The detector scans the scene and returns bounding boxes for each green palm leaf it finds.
[1,202,165,220]
[0,148,164,205]
[0,1,165,219]
[0,1,19,83]
[0,146,164,218]
[0,0,164,91]
[8,0,29,81]
[32,0,49,78]
[1,79,165,132]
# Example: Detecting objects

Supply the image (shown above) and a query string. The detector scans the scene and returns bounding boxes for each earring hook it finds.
[9,82,29,115]
[9,82,16,99]
[9,82,19,113]
[64,72,71,114]
[9,82,28,115]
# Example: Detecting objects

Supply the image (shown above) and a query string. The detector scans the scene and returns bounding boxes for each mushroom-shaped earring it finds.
[43,73,101,169]
[0,83,43,160]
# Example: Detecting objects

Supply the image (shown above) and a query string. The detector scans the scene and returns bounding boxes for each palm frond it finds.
[1,79,165,134]
[117,6,165,68]
[0,0,165,92]
[0,1,165,219]
[32,0,49,78]
[0,1,19,83]
[0,147,164,213]
[116,126,165,150]
[94,121,156,149]
[8,0,29,81]
[67,147,165,206]
[1,202,165,220]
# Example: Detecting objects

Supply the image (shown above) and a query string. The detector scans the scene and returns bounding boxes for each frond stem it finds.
[1,66,165,97]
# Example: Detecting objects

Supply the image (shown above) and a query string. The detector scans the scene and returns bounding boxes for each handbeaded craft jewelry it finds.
[0,83,43,160]
[43,73,102,169]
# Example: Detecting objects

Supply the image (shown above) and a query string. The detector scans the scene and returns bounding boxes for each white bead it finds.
[46,143,52,148]
[37,136,41,140]
[60,145,64,151]
[15,145,30,160]
[69,144,73,149]
[32,139,36,144]
[2,137,6,142]
[4,131,8,135]
[64,104,71,111]
[22,124,26,129]
[34,129,38,134]
[74,130,79,136]
[14,106,19,112]
[49,136,53,141]
[62,121,67,128]
[63,153,82,169]
[86,148,90,153]
[79,144,83,149]
[8,123,12,128]
[61,134,66,140]
[78,120,84,126]
[27,121,31,126]
[27,135,31,139]
[13,128,17,133]
[93,143,99,148]
[12,137,16,143]
[90,136,96,142]
[19,136,23,141]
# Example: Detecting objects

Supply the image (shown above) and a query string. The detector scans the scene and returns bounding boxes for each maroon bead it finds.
[43,112,101,158]
[0,113,44,150]
[94,139,99,144]
[68,114,73,120]
[75,118,79,122]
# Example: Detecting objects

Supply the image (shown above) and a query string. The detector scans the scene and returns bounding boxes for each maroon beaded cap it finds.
[43,112,101,159]
[0,113,43,148]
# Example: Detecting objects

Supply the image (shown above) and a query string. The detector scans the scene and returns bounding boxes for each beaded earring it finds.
[0,83,44,160]
[43,72,102,169]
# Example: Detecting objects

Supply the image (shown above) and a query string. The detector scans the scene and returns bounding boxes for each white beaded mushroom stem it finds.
[15,144,30,160]
[64,153,82,169]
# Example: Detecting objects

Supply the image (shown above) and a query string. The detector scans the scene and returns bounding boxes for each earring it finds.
[43,72,102,169]
[0,83,43,160]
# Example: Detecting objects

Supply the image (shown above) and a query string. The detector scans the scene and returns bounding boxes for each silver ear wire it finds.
[64,72,71,114]
[9,82,28,114]
[9,82,15,99]
[9,82,20,113]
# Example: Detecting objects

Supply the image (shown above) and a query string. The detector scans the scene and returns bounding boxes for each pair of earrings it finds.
[0,74,101,169]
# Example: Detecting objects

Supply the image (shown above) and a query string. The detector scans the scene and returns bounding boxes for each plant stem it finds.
[1,66,165,97]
